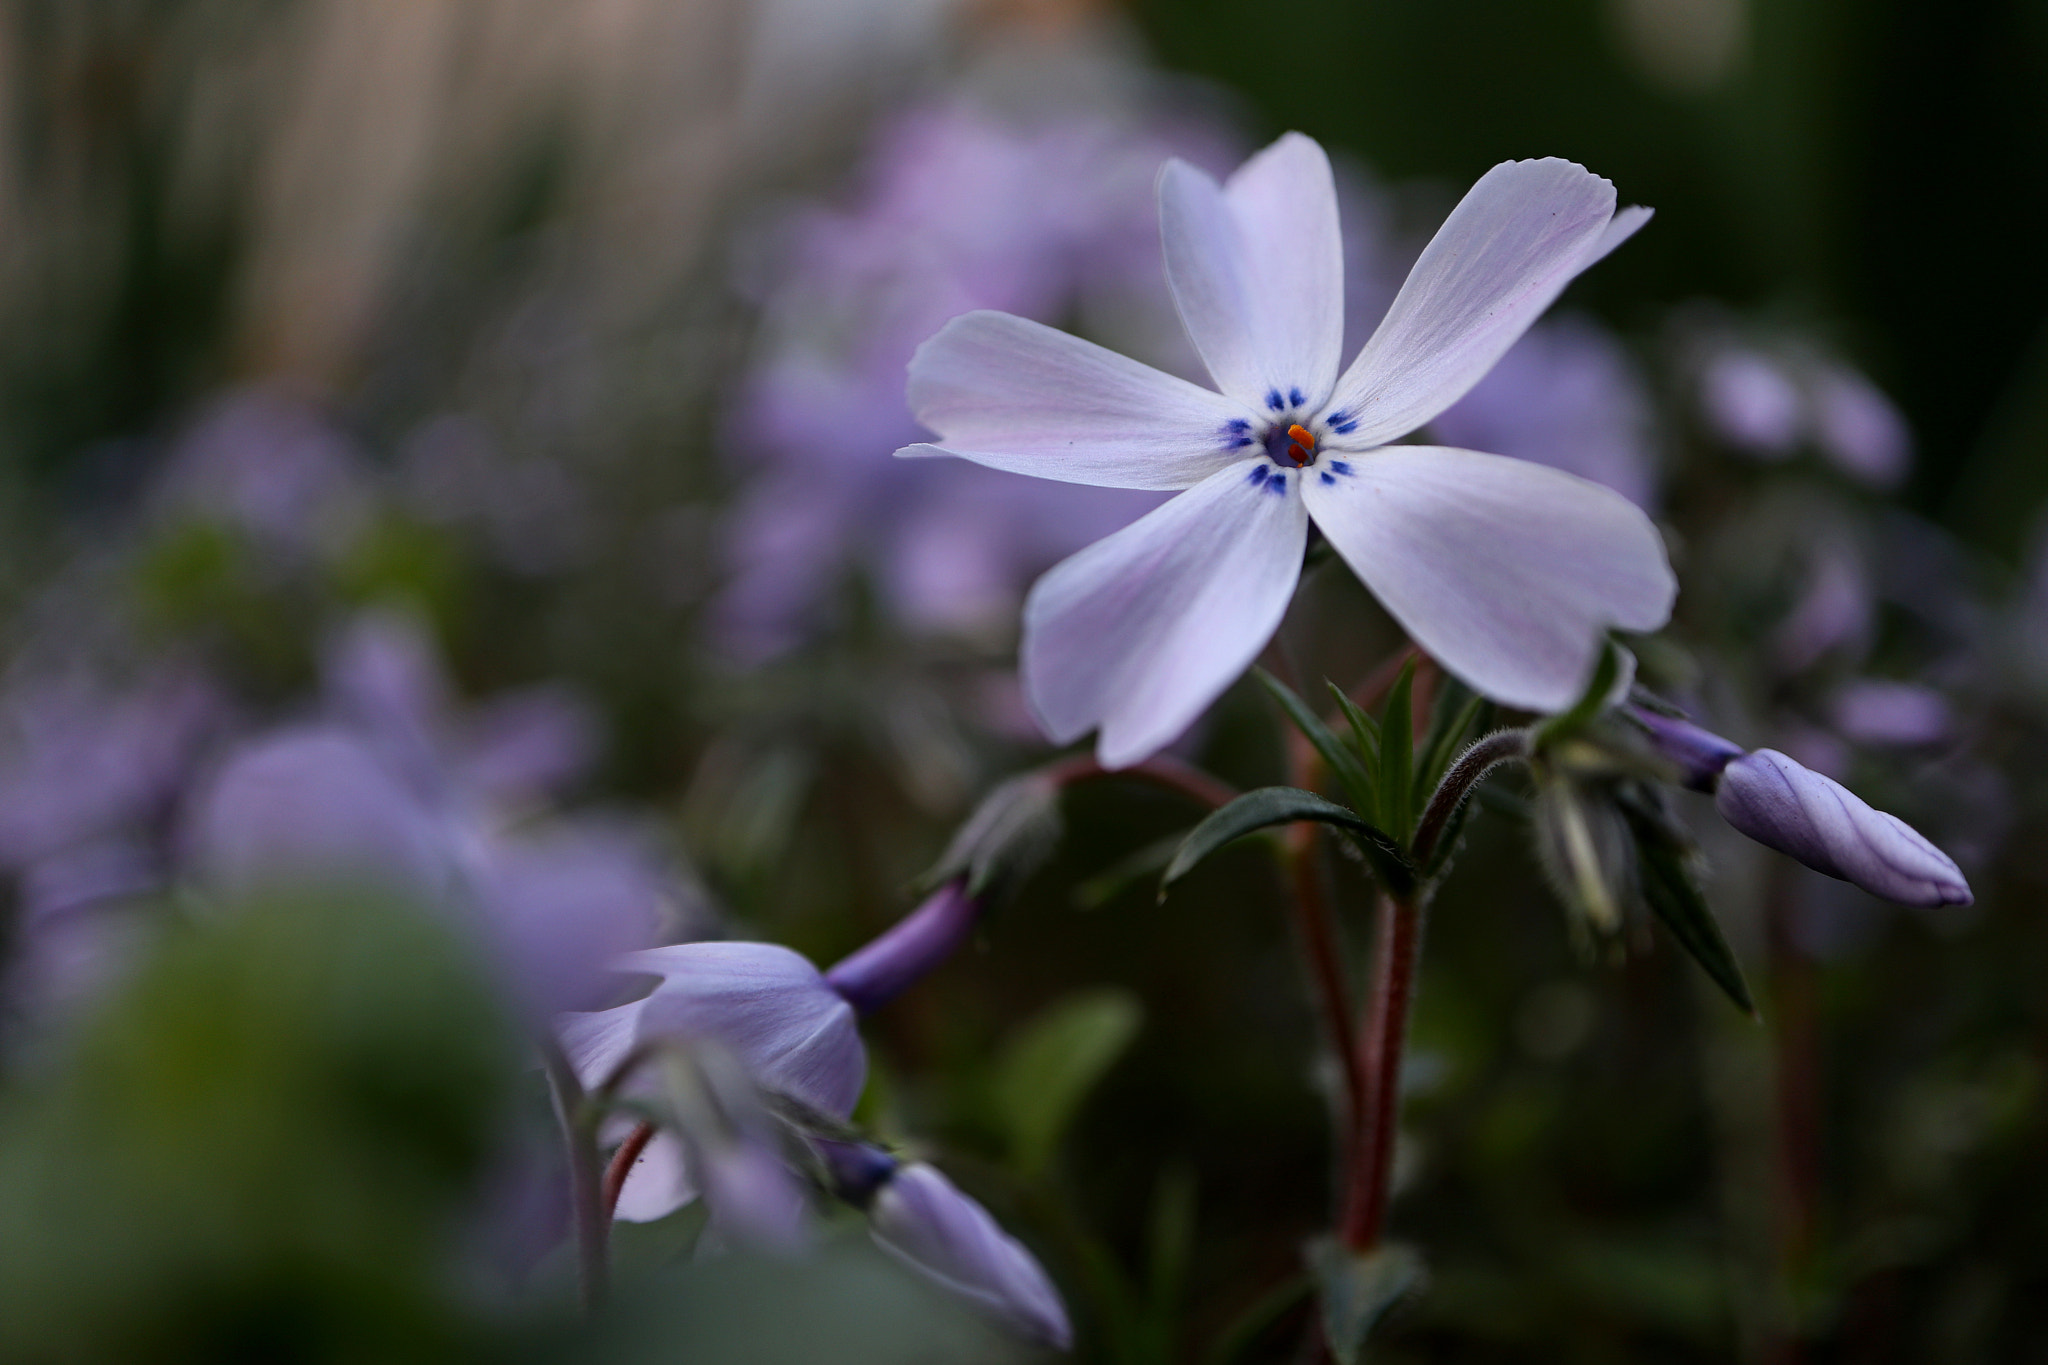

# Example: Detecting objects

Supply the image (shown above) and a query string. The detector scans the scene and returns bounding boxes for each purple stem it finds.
[824,878,981,1015]
[1628,705,1746,792]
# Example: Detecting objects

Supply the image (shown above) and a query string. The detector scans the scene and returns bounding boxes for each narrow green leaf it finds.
[1255,669,1377,813]
[1413,684,1484,809]
[1378,659,1417,841]
[990,989,1143,1176]
[1633,828,1756,1015]
[1073,829,1191,910]
[1161,787,1405,894]
[1307,1237,1425,1365]
[916,770,1063,902]
[1534,638,1626,746]
[1325,681,1381,761]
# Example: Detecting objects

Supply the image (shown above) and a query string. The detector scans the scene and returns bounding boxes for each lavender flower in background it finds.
[1693,331,1912,490]
[150,387,372,562]
[715,96,1235,657]
[182,608,682,1020]
[1430,313,1660,510]
[902,135,1673,765]
[0,667,225,1027]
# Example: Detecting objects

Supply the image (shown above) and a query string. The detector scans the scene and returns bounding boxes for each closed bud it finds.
[869,1163,1072,1350]
[1715,750,1971,907]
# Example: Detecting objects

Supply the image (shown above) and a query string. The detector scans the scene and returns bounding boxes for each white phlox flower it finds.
[897,134,1677,767]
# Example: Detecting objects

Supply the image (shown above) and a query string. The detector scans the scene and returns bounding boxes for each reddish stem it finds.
[1340,889,1426,1248]
[603,1121,658,1221]
[1043,752,1238,810]
[1286,823,1366,1138]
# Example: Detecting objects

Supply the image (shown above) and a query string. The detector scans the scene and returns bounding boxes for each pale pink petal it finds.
[1022,459,1308,768]
[1302,447,1674,712]
[1159,133,1344,412]
[1324,160,1631,448]
[901,311,1259,490]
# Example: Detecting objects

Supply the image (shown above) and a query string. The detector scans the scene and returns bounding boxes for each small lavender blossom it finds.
[902,135,1672,765]
[868,1162,1073,1349]
[560,942,867,1224]
[1715,750,1971,907]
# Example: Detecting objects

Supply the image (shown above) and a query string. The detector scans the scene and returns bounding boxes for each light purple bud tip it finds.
[1715,750,1972,907]
[1629,707,1746,792]
[870,1163,1072,1350]
[823,879,981,1015]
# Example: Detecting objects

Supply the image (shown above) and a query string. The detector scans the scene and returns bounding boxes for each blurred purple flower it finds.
[1773,538,1875,675]
[151,387,371,559]
[1699,346,1804,456]
[869,1161,1072,1349]
[1430,313,1659,509]
[1694,338,1911,489]
[181,610,674,1018]
[1829,679,1952,747]
[715,99,1235,657]
[0,666,222,871]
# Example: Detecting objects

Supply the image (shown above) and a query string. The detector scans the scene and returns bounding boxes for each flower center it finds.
[1264,423,1317,467]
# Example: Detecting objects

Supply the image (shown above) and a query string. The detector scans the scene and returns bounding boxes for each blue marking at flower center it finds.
[1263,388,1285,412]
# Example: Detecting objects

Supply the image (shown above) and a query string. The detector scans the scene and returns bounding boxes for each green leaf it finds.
[1255,669,1377,813]
[1413,685,1485,809]
[1160,787,1408,894]
[1378,660,1417,841]
[1073,828,1191,910]
[1307,1237,1425,1365]
[1534,638,1627,747]
[1326,681,1382,761]
[918,769,1064,902]
[990,989,1144,1177]
[0,889,518,1363]
[1621,794,1756,1015]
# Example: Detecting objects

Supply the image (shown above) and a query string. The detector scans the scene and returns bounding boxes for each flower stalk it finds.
[540,1039,609,1311]
[1342,887,1427,1250]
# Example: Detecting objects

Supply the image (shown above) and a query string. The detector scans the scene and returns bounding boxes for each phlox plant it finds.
[536,134,1968,1361]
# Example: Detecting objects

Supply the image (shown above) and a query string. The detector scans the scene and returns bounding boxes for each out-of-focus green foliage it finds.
[0,889,518,1363]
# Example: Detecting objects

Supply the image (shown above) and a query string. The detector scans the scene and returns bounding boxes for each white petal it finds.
[1302,447,1675,712]
[1159,134,1345,411]
[558,1000,645,1092]
[1324,160,1632,447]
[1581,204,1653,269]
[612,1130,698,1223]
[627,941,867,1118]
[902,311,1258,490]
[1022,459,1307,768]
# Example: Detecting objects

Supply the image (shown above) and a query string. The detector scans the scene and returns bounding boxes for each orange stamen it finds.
[1285,423,1315,466]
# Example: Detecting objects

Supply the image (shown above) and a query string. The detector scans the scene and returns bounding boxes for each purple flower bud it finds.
[1629,707,1746,792]
[823,879,980,1014]
[1715,749,1971,907]
[869,1163,1072,1349]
